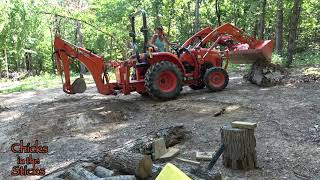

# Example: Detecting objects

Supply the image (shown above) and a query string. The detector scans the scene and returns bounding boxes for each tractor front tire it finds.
[145,61,183,100]
[204,67,229,91]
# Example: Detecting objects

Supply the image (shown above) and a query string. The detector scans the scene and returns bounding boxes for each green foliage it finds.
[0,0,319,78]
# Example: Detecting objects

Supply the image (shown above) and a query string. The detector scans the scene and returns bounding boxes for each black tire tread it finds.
[145,61,183,100]
[204,67,229,92]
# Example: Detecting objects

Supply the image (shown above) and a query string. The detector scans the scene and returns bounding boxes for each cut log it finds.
[152,138,168,160]
[231,121,257,130]
[244,61,287,87]
[221,125,257,170]
[105,175,136,180]
[72,165,102,180]
[196,152,214,161]
[63,169,85,180]
[159,147,180,161]
[176,158,200,166]
[94,166,114,178]
[117,124,187,154]
[105,151,152,179]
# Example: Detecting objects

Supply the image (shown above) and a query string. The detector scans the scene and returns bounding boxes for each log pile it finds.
[41,124,192,180]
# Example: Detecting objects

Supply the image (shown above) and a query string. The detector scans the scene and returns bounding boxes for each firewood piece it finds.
[72,165,102,180]
[176,157,200,166]
[196,152,214,161]
[105,152,152,179]
[159,147,180,160]
[105,175,137,180]
[221,125,257,170]
[231,121,257,129]
[152,138,168,160]
[40,171,65,180]
[63,169,85,180]
[94,166,114,178]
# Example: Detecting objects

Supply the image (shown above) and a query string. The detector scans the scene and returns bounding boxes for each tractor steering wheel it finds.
[171,44,179,55]
[171,45,191,58]
[177,47,191,57]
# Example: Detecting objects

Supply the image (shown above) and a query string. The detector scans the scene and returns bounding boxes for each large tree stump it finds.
[105,151,152,179]
[244,61,287,87]
[221,125,257,170]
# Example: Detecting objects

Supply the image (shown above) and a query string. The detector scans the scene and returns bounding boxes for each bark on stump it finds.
[105,152,152,179]
[244,61,287,87]
[118,124,187,154]
[221,125,257,170]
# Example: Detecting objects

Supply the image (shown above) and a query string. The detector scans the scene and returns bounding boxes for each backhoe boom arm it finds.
[54,36,113,95]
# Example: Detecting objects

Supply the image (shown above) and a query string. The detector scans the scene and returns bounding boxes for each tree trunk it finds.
[287,0,303,67]
[258,0,267,39]
[194,0,201,32]
[105,152,152,179]
[4,48,9,78]
[167,0,175,36]
[154,0,162,27]
[221,125,257,170]
[252,20,259,38]
[244,61,287,87]
[75,21,86,77]
[275,0,284,55]
[116,124,187,154]
[215,0,221,26]
[50,25,56,74]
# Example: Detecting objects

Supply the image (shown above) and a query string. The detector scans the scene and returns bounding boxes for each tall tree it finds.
[75,21,86,78]
[194,0,201,32]
[258,0,267,39]
[275,0,284,55]
[287,0,303,67]
[215,0,221,26]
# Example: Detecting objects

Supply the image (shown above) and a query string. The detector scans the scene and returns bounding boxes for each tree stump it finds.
[105,151,152,179]
[244,61,287,87]
[221,125,257,170]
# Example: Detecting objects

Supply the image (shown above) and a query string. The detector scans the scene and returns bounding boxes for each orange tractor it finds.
[54,10,273,100]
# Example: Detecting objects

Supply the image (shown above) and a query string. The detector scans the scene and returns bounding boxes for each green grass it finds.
[0,71,116,94]
[0,73,62,94]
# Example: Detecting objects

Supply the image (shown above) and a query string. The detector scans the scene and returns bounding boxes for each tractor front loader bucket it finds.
[229,40,273,64]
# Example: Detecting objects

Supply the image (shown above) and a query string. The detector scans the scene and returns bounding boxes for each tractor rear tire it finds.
[204,67,229,91]
[145,61,183,100]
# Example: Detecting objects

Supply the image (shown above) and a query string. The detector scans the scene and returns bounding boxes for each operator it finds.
[149,26,178,52]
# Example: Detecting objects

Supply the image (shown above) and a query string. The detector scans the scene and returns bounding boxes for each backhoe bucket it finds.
[71,78,87,93]
[229,40,273,64]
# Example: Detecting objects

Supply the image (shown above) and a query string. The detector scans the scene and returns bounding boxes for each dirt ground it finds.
[0,69,319,180]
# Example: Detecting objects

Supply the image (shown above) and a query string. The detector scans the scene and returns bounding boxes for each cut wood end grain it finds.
[231,121,257,129]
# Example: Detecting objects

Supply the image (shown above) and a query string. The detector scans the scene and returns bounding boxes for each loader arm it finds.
[54,36,113,95]
[196,23,258,49]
